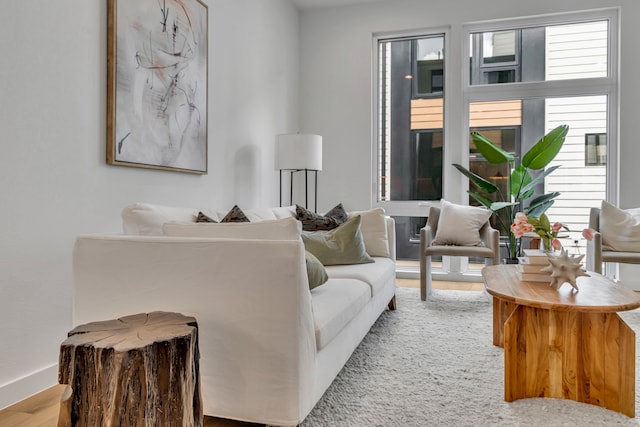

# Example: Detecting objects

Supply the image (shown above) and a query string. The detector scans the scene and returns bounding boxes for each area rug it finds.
[303,287,640,426]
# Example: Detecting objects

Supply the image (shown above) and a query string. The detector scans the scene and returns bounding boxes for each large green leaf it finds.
[453,164,499,193]
[527,192,560,210]
[518,166,561,196]
[490,201,517,212]
[525,199,555,218]
[510,166,533,200]
[468,191,494,209]
[471,132,515,164]
[521,125,569,170]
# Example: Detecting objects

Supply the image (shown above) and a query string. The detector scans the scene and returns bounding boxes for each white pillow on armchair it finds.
[600,200,640,251]
[432,200,492,246]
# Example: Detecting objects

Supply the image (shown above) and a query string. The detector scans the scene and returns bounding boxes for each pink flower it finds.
[582,228,595,241]
[552,238,562,251]
[514,212,528,223]
[552,222,563,233]
[510,213,533,238]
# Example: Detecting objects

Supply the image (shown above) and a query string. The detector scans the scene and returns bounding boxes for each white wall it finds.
[299,0,640,214]
[0,0,299,408]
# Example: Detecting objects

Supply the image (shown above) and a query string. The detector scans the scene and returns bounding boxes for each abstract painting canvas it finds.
[107,0,208,174]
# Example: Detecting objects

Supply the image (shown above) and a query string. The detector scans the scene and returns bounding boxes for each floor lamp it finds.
[276,133,322,212]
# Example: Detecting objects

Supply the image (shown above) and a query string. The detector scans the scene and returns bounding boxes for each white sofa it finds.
[72,203,397,426]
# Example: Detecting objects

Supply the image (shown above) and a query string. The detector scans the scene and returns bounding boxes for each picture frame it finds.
[107,0,208,174]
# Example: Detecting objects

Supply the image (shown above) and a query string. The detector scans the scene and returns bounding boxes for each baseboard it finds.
[0,364,58,410]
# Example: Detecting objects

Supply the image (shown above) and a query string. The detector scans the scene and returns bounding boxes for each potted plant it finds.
[453,124,569,261]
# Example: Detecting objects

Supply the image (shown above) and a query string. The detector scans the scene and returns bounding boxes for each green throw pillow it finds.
[305,251,328,289]
[302,215,374,266]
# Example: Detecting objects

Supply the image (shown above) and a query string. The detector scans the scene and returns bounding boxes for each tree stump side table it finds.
[58,311,202,427]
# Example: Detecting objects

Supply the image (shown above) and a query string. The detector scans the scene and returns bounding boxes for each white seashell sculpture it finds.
[540,248,590,291]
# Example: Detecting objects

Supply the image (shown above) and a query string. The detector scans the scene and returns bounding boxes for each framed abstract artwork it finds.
[107,0,208,174]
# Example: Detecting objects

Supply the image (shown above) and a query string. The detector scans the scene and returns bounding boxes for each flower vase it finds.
[541,237,552,253]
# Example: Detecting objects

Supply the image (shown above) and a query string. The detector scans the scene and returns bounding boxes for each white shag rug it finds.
[302,287,640,426]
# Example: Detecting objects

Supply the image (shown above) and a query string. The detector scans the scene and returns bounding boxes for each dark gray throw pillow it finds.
[221,205,250,223]
[196,206,250,223]
[296,203,348,231]
[196,212,217,223]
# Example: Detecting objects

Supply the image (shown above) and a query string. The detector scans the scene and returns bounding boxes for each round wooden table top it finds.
[482,264,640,312]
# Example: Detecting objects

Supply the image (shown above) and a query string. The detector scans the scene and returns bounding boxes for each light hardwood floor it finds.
[0,279,481,427]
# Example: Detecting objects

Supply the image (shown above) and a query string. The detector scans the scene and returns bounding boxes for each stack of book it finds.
[516,249,552,282]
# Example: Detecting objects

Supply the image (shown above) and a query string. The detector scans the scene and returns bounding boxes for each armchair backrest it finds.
[589,207,601,232]
[427,207,440,234]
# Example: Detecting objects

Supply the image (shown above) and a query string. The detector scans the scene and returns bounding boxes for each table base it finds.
[496,301,636,417]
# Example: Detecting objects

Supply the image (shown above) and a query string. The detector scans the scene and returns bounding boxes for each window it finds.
[464,10,618,258]
[373,9,617,274]
[378,34,445,206]
[470,30,521,84]
[585,133,607,166]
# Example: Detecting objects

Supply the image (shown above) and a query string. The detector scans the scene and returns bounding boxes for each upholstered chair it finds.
[585,205,640,274]
[419,204,500,301]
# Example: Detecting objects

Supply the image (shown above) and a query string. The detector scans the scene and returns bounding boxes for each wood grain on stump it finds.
[58,311,202,427]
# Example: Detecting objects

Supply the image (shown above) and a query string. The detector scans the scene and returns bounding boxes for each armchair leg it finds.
[420,255,432,301]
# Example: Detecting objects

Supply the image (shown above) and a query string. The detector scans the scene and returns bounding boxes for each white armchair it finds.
[419,204,500,301]
[585,206,640,274]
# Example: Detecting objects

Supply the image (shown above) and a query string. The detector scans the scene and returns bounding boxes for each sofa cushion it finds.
[305,251,328,290]
[242,208,279,222]
[296,203,348,231]
[122,203,208,235]
[302,216,374,266]
[433,200,492,246]
[163,217,302,240]
[324,257,395,297]
[310,278,371,350]
[348,208,390,257]
[600,200,640,251]
[270,205,297,219]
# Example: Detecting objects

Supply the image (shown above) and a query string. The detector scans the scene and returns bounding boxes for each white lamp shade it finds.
[276,134,322,171]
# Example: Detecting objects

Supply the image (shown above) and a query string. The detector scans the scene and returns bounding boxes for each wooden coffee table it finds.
[482,264,640,417]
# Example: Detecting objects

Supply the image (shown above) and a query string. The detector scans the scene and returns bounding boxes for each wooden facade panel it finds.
[410,99,522,130]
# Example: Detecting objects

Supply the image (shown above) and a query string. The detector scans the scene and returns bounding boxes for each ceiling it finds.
[292,0,389,10]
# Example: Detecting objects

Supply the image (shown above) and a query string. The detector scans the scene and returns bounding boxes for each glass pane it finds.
[466,96,608,256]
[482,31,516,64]
[416,37,444,95]
[470,20,608,85]
[392,216,427,261]
[378,35,445,202]
[483,69,516,84]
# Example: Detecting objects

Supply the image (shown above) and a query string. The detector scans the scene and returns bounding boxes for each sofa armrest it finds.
[73,234,315,424]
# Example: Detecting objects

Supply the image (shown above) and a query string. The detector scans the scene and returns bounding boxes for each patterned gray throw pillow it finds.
[196,205,250,223]
[220,205,250,223]
[196,212,217,223]
[296,203,348,231]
